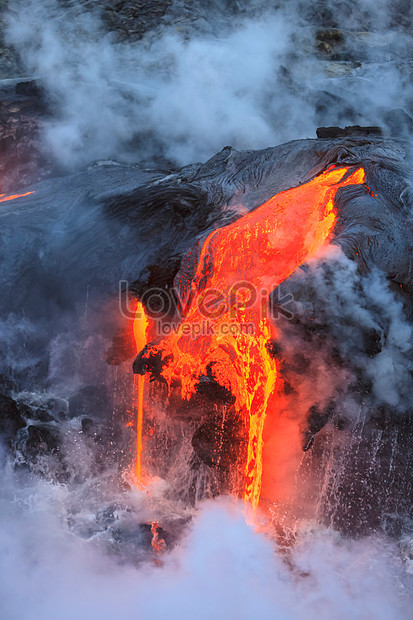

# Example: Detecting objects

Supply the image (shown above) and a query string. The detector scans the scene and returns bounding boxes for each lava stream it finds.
[0,191,34,203]
[133,301,149,484]
[142,166,366,509]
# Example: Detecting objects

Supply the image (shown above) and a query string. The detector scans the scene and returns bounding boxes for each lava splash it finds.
[139,166,366,509]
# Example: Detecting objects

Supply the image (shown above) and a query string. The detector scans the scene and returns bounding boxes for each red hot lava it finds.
[0,191,34,203]
[136,166,366,510]
[133,301,149,484]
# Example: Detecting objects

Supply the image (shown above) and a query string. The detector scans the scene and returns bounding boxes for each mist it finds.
[5,0,413,171]
[0,465,411,620]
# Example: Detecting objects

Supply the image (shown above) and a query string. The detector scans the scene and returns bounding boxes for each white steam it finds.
[6,0,413,170]
[303,246,413,409]
[0,469,411,620]
[5,1,296,168]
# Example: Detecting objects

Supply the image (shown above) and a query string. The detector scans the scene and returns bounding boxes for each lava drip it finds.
[141,166,366,509]
[133,301,149,484]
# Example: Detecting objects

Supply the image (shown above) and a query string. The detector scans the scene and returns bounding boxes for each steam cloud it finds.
[0,467,411,620]
[276,245,413,413]
[5,0,413,170]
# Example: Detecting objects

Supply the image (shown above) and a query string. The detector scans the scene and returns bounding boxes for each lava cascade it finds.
[133,301,149,484]
[140,166,366,509]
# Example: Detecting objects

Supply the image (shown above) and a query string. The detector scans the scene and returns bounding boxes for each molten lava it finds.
[0,191,34,203]
[141,166,366,509]
[151,521,166,555]
[133,301,149,484]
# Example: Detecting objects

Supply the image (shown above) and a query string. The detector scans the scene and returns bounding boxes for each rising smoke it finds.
[5,0,413,170]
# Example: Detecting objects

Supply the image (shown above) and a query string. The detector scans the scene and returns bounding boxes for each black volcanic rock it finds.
[31,408,56,423]
[101,0,172,41]
[23,424,60,459]
[316,125,382,139]
[0,393,25,439]
[68,385,111,420]
[302,402,336,451]
[192,412,247,469]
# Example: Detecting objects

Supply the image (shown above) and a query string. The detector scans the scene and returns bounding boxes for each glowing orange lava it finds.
[143,166,366,509]
[133,301,149,484]
[151,521,166,555]
[0,191,34,203]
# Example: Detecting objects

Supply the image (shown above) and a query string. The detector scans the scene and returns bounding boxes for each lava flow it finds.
[0,191,34,203]
[133,301,149,484]
[141,166,366,510]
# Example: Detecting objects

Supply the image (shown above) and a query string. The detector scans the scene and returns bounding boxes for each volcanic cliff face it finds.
[116,135,413,533]
[0,133,412,535]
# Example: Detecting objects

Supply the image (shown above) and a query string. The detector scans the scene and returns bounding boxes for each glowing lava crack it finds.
[137,166,366,510]
[0,191,34,203]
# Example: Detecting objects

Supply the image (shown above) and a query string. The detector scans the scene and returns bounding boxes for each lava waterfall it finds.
[1,134,413,617]
[134,165,367,510]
